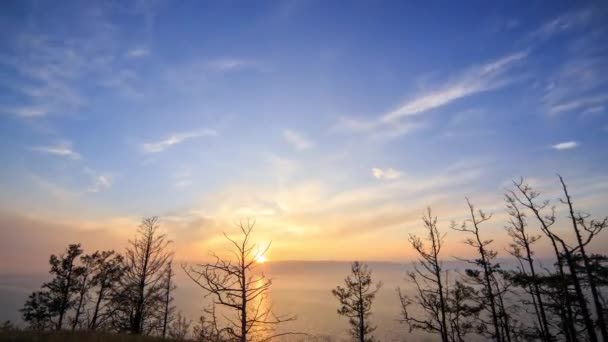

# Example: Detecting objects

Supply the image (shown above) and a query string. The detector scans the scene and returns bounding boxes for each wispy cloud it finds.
[126,48,149,58]
[88,174,113,193]
[333,51,526,140]
[283,129,314,151]
[549,94,608,115]
[175,179,193,188]
[173,167,194,188]
[582,105,604,115]
[141,129,217,153]
[371,167,402,180]
[30,144,81,160]
[382,51,528,123]
[207,58,254,72]
[1,105,50,118]
[552,141,578,150]
[531,9,592,40]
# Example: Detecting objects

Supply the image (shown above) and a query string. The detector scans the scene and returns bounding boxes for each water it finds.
[0,261,449,341]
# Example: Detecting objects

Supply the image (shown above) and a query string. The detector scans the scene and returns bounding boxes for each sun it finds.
[255,254,267,263]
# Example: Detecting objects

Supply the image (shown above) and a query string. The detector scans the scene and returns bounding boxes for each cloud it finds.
[552,141,578,150]
[381,51,528,123]
[30,144,81,160]
[175,179,193,188]
[283,129,314,151]
[0,105,50,118]
[531,9,593,39]
[141,129,217,153]
[371,168,402,180]
[333,51,527,141]
[549,94,608,114]
[207,58,254,72]
[88,174,113,193]
[126,48,149,58]
[582,106,604,115]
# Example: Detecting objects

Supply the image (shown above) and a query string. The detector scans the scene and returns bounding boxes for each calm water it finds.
[1,261,465,341]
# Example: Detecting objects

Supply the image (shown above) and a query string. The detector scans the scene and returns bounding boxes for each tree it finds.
[183,219,297,342]
[444,280,482,342]
[558,175,607,341]
[116,217,173,334]
[503,194,551,341]
[332,261,381,342]
[20,291,53,330]
[398,208,450,342]
[43,244,83,330]
[193,304,230,341]
[88,250,126,330]
[161,260,177,338]
[512,178,597,342]
[71,252,97,330]
[168,311,192,340]
[452,199,512,342]
[511,179,577,341]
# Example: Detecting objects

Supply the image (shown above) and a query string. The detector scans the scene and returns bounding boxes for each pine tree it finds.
[332,261,381,342]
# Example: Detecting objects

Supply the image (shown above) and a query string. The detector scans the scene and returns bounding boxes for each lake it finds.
[1,261,477,341]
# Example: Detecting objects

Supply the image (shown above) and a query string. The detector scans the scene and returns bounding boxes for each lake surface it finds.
[1,261,470,341]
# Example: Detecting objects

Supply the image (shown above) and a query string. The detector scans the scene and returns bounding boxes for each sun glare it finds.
[255,254,267,263]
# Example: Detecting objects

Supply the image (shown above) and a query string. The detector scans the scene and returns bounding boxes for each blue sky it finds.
[1,1,608,266]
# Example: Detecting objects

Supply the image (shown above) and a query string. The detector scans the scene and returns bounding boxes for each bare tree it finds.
[452,199,511,342]
[512,179,596,342]
[398,208,450,342]
[168,311,192,340]
[117,217,174,334]
[193,304,225,341]
[503,194,552,341]
[558,175,607,341]
[333,261,381,342]
[183,219,297,342]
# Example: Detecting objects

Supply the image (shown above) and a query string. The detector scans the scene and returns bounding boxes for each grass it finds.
[0,330,178,342]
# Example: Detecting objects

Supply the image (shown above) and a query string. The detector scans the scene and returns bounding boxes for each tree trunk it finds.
[71,272,89,331]
[89,285,106,330]
[560,176,607,340]
[562,244,598,342]
[57,261,75,330]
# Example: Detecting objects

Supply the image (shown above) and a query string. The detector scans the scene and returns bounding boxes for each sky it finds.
[1,1,608,272]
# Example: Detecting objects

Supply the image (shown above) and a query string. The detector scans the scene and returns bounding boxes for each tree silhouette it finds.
[70,252,97,330]
[398,208,450,342]
[183,219,297,342]
[43,244,83,330]
[88,250,126,330]
[20,291,53,330]
[193,304,230,341]
[332,261,381,342]
[511,178,577,341]
[512,178,598,341]
[161,260,177,339]
[114,217,173,334]
[503,193,552,341]
[168,311,192,340]
[452,200,513,342]
[558,175,607,341]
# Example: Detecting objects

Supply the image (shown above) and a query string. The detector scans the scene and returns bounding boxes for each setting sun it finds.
[2,1,608,341]
[255,254,267,263]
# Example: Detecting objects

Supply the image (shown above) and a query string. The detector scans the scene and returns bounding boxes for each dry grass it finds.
[0,330,175,342]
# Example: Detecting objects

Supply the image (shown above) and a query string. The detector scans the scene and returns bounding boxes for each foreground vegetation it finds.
[0,326,176,342]
[10,175,608,341]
